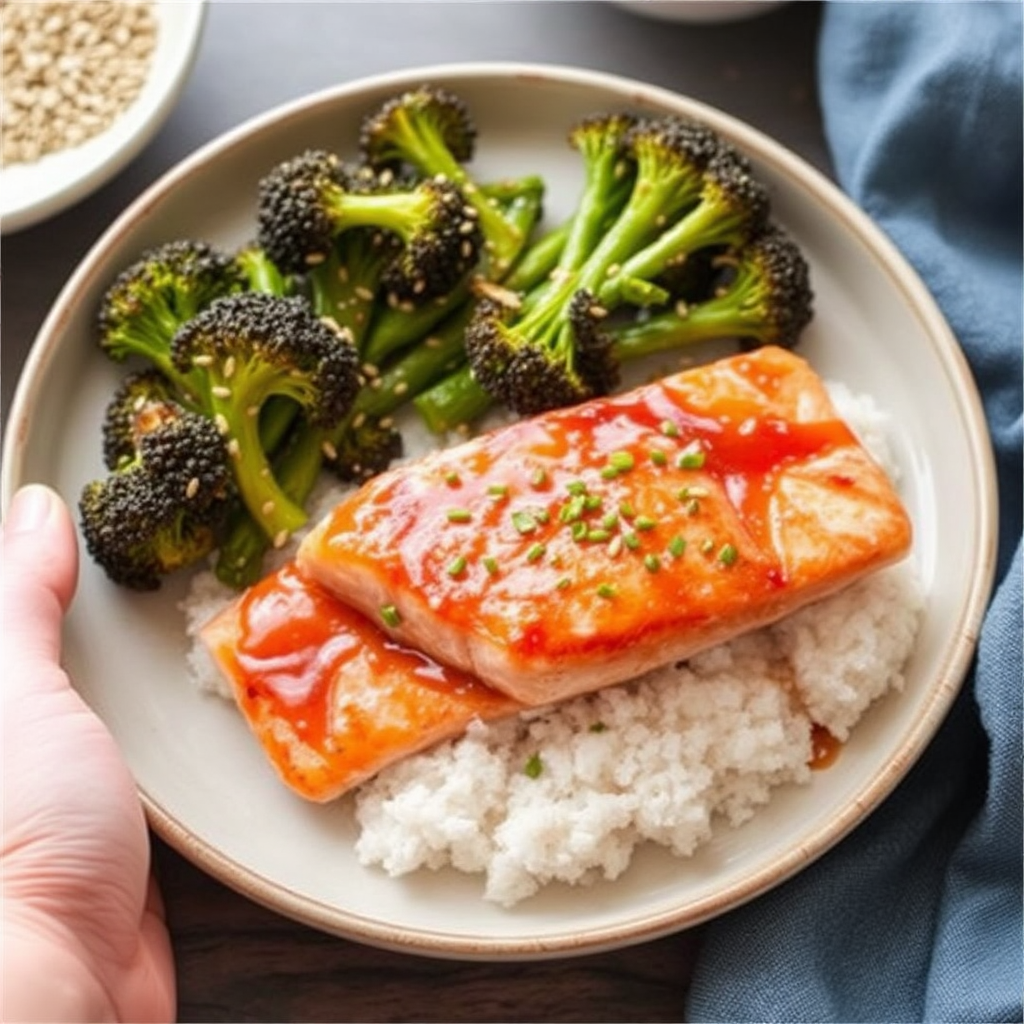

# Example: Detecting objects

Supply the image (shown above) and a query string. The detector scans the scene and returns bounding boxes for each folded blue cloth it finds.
[687,3,1023,1021]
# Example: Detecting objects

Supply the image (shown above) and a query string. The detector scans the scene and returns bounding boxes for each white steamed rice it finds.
[181,386,923,907]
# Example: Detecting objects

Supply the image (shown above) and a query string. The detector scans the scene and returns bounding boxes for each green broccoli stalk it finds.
[599,147,769,308]
[359,85,527,277]
[171,292,360,548]
[359,173,547,368]
[609,225,814,357]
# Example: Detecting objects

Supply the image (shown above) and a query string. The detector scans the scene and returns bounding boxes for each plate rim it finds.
[1,61,999,960]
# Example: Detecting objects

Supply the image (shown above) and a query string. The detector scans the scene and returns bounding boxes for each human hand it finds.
[2,485,176,1023]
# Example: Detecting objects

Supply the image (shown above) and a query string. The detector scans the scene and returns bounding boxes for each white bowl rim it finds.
[0,0,207,235]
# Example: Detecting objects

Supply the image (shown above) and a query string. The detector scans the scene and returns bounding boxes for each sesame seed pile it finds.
[1,0,158,167]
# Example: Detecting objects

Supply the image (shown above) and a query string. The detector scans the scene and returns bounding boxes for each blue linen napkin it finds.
[687,3,1023,1021]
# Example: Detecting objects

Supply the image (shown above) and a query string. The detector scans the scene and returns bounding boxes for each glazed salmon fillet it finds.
[201,561,522,801]
[297,346,913,706]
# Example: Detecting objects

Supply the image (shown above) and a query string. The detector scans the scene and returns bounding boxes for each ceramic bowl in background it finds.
[612,1,791,24]
[0,0,206,235]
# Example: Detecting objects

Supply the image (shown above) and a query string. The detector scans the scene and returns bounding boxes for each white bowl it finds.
[0,0,206,235]
[612,1,791,23]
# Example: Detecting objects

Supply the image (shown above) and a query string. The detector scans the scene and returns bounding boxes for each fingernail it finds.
[6,484,56,534]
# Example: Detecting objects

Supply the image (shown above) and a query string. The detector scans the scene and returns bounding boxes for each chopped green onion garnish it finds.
[526,542,546,562]
[524,753,544,778]
[586,528,612,543]
[718,543,739,566]
[565,480,588,496]
[443,470,461,487]
[589,721,608,733]
[530,467,549,488]
[487,483,509,500]
[446,555,467,577]
[678,446,706,470]
[596,583,617,600]
[644,553,661,573]
[583,494,603,512]
[380,604,401,628]
[618,500,636,520]
[700,538,715,555]
[571,521,588,542]
[660,420,680,438]
[511,510,538,534]
[556,576,572,590]
[446,508,473,523]
[623,531,641,550]
[668,535,687,558]
[635,515,657,532]
[650,449,668,466]
[482,556,499,575]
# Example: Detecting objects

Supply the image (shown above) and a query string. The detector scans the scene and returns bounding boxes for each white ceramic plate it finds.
[2,64,997,959]
[0,1,206,235]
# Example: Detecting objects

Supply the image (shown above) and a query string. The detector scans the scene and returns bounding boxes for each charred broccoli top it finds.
[171,291,361,546]
[97,239,248,404]
[256,150,481,302]
[80,391,233,590]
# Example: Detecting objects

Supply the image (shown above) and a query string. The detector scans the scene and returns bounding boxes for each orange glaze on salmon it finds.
[297,346,913,707]
[201,561,523,801]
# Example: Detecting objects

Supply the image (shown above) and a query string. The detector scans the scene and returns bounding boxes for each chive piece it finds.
[586,528,612,543]
[380,604,401,628]
[443,470,461,487]
[618,500,637,520]
[526,542,546,562]
[589,721,608,733]
[668,535,687,558]
[446,555,468,577]
[571,521,588,542]
[596,583,617,600]
[482,556,499,576]
[700,538,715,555]
[718,543,739,566]
[678,446,706,470]
[565,480,588,496]
[609,451,635,471]
[635,515,657,532]
[623,531,641,550]
[644,553,661,573]
[524,753,544,778]
[446,508,473,523]
[560,495,586,523]
[684,498,701,517]
[600,512,619,531]
[583,494,603,511]
[530,467,549,489]
[487,483,509,501]
[650,449,668,466]
[556,576,572,590]
[511,510,538,534]
[660,419,680,438]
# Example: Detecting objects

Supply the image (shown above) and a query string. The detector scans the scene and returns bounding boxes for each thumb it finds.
[2,485,79,673]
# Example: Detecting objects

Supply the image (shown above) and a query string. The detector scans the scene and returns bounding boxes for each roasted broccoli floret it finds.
[599,146,770,307]
[80,395,233,590]
[256,150,481,303]
[609,225,814,356]
[420,225,813,434]
[170,292,360,547]
[97,239,248,405]
[359,85,528,277]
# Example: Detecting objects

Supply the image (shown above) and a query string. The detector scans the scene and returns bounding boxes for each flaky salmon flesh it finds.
[201,562,523,802]
[297,346,913,706]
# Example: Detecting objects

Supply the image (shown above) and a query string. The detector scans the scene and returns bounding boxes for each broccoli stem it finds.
[360,179,546,367]
[212,394,309,544]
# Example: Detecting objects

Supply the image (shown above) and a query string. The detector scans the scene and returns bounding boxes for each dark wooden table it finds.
[1,3,830,1019]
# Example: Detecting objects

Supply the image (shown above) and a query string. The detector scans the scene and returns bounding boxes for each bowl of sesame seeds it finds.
[0,0,206,234]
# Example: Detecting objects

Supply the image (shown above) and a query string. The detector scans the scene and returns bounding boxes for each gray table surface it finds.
[1,3,830,1020]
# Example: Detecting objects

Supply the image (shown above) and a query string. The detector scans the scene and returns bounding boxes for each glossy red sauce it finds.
[231,562,516,760]
[809,723,843,770]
